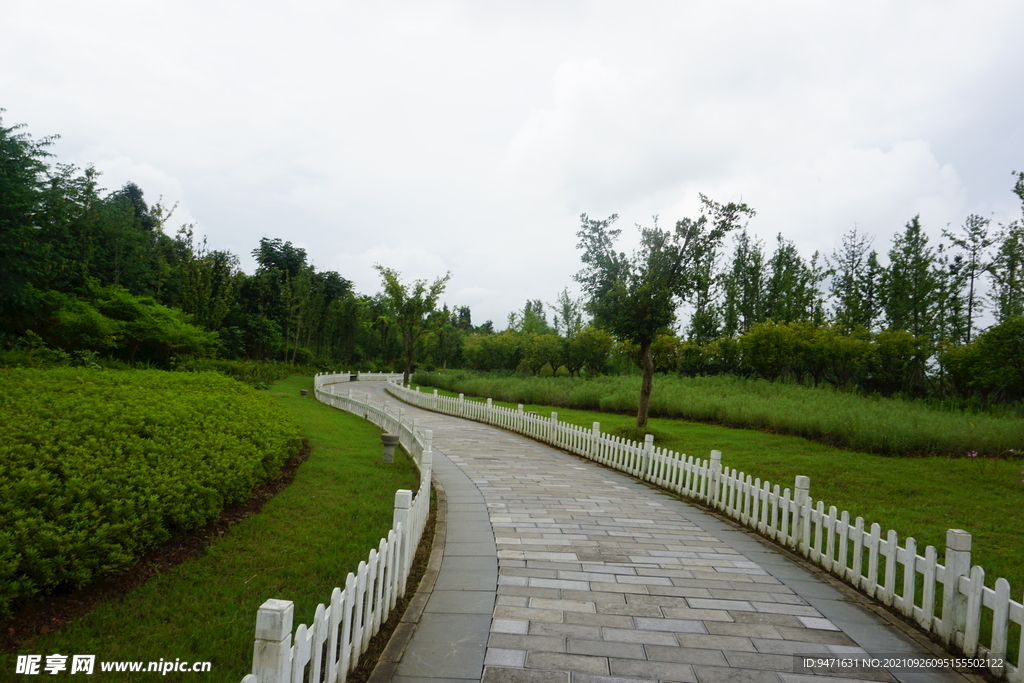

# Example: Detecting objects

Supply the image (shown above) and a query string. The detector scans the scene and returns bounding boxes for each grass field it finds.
[413,371,1024,457]
[5,375,419,682]
[413,379,1024,604]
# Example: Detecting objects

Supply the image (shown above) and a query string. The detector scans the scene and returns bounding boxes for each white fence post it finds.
[709,450,722,507]
[794,476,810,554]
[643,434,654,480]
[393,489,413,587]
[549,412,558,444]
[591,422,600,460]
[252,599,294,683]
[939,529,972,646]
[422,430,433,473]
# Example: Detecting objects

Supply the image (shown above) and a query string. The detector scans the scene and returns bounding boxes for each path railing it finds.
[240,373,431,683]
[385,379,1023,682]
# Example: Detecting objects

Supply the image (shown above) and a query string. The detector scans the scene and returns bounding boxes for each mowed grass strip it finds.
[8,375,419,682]
[413,382,1024,603]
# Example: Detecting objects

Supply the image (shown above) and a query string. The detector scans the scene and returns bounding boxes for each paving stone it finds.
[529,622,604,639]
[675,633,757,652]
[705,621,782,639]
[488,633,567,652]
[724,651,800,671]
[600,628,679,646]
[567,638,645,660]
[609,657,697,682]
[526,651,609,674]
[482,667,569,683]
[494,606,566,623]
[634,616,708,633]
[693,665,783,683]
[644,645,730,666]
[572,675,657,683]
[485,648,528,667]
[772,627,857,645]
[563,611,634,628]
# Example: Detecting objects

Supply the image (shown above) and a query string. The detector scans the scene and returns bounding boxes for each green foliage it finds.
[17,375,419,681]
[374,265,451,383]
[0,368,303,617]
[412,370,1023,457]
[575,196,756,427]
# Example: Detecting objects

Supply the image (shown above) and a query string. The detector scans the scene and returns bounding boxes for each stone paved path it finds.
[345,383,970,683]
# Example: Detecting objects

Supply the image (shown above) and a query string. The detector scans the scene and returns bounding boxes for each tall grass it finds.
[412,371,1024,456]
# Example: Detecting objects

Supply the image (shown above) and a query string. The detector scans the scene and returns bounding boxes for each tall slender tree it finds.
[942,214,994,342]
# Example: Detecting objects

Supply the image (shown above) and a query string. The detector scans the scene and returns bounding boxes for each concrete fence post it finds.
[549,412,558,445]
[643,434,655,480]
[709,450,722,507]
[591,422,600,459]
[393,490,413,587]
[421,429,433,475]
[486,397,492,423]
[794,476,811,553]
[939,529,972,645]
[252,599,294,683]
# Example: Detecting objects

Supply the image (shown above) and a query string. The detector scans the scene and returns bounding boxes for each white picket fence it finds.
[385,380,1024,682]
[240,373,431,683]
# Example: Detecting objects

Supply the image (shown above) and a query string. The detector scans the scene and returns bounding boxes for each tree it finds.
[989,173,1024,323]
[943,214,994,342]
[549,288,584,337]
[764,234,826,324]
[0,113,57,334]
[828,227,882,332]
[720,229,766,336]
[881,216,940,339]
[374,265,451,383]
[575,195,755,428]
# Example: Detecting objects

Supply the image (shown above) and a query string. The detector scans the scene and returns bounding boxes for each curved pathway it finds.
[341,383,970,683]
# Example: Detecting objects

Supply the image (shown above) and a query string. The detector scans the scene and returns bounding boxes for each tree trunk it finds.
[637,338,654,429]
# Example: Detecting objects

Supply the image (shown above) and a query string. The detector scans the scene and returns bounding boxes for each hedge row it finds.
[0,368,303,616]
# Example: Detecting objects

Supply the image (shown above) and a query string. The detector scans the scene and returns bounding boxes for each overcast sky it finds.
[4,1,1023,328]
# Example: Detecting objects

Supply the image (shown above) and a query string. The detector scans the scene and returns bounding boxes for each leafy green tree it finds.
[764,234,826,324]
[685,245,721,343]
[171,226,240,331]
[828,227,882,332]
[575,196,755,427]
[989,174,1024,323]
[942,214,994,342]
[0,113,57,333]
[374,266,451,383]
[720,229,766,336]
[549,288,584,337]
[574,325,613,376]
[880,216,940,339]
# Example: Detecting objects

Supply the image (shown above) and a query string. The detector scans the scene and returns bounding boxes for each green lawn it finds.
[5,375,419,682]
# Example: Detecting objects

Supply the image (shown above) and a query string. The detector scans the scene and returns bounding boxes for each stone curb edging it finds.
[366,474,447,683]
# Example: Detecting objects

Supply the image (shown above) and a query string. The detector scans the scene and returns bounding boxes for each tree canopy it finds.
[575,195,755,427]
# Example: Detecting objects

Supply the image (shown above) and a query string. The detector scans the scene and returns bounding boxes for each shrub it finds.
[0,368,303,616]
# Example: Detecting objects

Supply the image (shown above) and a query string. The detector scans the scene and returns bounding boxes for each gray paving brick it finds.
[527,651,609,674]
[482,667,569,683]
[567,638,645,660]
[601,627,678,646]
[644,645,729,666]
[693,665,782,683]
[609,657,697,682]
[488,633,567,652]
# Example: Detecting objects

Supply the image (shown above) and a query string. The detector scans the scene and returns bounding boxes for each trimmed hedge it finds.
[0,368,303,616]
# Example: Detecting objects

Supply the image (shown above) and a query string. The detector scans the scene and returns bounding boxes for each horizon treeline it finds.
[2,113,1022,405]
